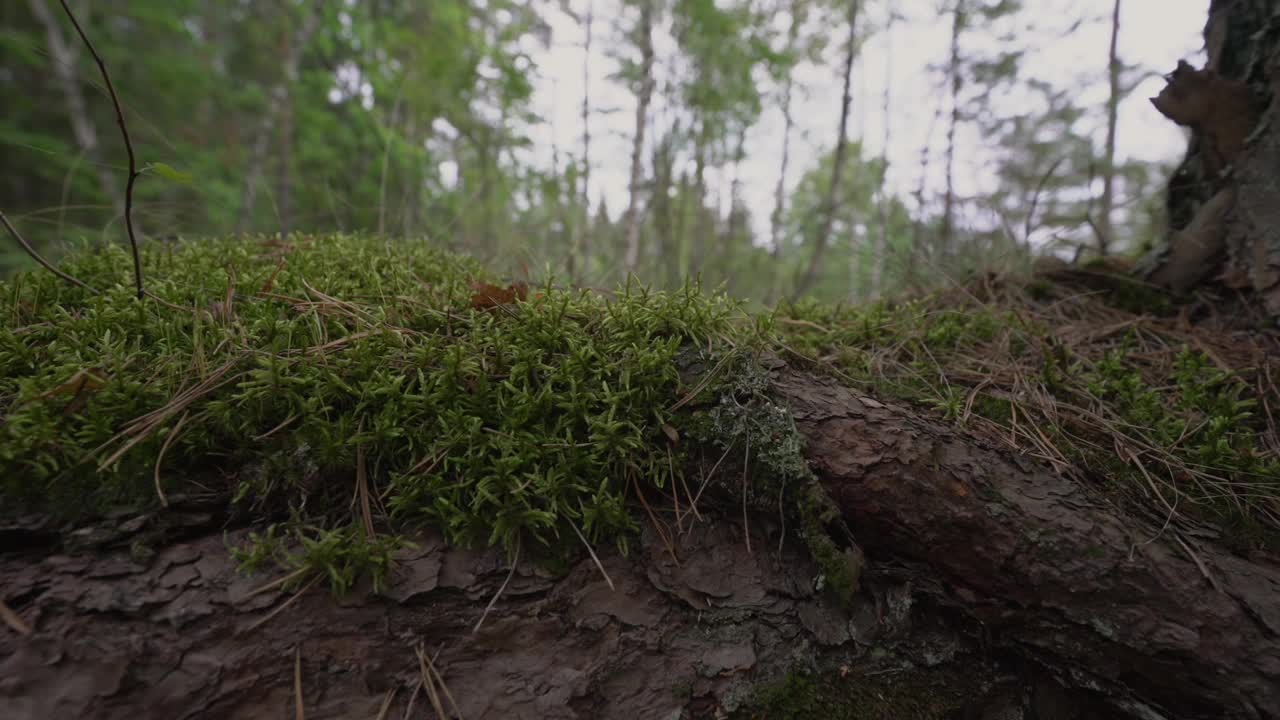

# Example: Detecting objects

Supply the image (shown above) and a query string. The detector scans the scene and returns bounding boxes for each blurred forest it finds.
[1,0,1189,304]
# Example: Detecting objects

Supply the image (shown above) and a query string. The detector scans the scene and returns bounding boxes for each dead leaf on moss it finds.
[29,368,110,415]
[469,281,528,310]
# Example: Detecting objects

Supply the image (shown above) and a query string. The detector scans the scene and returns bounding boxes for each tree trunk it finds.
[940,0,965,258]
[769,0,803,261]
[1139,0,1280,315]
[236,5,320,237]
[1097,0,1122,256]
[870,10,894,301]
[4,363,1277,720]
[622,0,656,274]
[28,0,121,216]
[571,1,594,284]
[794,0,861,298]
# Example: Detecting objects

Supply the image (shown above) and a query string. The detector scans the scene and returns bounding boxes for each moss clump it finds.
[775,277,1280,551]
[681,350,863,606]
[0,234,743,590]
[735,667,969,720]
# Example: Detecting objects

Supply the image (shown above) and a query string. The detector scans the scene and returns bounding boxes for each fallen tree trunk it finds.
[773,369,1280,719]
[2,366,1278,719]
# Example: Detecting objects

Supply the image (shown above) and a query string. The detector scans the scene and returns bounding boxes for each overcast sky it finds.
[519,0,1208,241]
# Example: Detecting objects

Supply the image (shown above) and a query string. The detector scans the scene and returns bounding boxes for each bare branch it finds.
[56,0,144,299]
[0,209,98,293]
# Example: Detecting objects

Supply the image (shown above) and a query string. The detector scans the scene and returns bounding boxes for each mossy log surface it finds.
[4,364,1278,720]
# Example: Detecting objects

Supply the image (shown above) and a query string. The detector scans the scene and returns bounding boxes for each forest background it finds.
[0,0,1205,305]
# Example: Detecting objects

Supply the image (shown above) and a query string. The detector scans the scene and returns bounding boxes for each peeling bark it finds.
[4,365,1278,719]
[1142,1,1280,316]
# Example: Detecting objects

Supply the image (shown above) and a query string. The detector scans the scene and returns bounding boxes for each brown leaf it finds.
[34,368,109,401]
[469,281,529,310]
[28,368,109,416]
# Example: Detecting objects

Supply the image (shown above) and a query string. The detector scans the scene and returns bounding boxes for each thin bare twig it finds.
[0,209,97,292]
[57,0,144,298]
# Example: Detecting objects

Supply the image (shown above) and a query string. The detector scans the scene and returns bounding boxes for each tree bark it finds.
[5,364,1277,719]
[794,0,861,298]
[1139,0,1280,315]
[940,0,965,258]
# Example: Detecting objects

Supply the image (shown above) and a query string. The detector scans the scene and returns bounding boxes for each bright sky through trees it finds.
[529,0,1205,240]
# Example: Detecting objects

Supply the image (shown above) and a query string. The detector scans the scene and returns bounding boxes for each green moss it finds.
[0,234,742,591]
[775,281,1280,551]
[798,483,862,607]
[679,349,863,607]
[735,667,968,720]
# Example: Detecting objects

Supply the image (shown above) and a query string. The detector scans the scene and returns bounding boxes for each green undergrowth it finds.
[0,234,767,591]
[4,237,1276,596]
[774,278,1280,551]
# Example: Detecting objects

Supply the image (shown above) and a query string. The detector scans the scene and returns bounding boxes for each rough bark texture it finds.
[1141,0,1280,316]
[4,366,1278,719]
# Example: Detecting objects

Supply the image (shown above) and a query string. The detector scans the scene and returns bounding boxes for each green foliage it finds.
[0,234,743,586]
[229,520,411,596]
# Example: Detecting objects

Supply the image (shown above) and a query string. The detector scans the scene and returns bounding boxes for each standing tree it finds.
[621,0,658,273]
[793,0,860,297]
[1096,0,1122,256]
[1141,0,1278,315]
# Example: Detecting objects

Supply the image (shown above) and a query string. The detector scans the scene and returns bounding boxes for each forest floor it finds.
[2,235,1278,718]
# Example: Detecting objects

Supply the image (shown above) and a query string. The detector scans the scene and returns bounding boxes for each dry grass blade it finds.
[568,519,615,591]
[0,597,32,636]
[97,357,243,470]
[355,418,377,541]
[374,686,398,720]
[631,473,678,565]
[152,410,191,508]
[668,348,738,412]
[474,538,522,633]
[241,566,312,602]
[687,439,736,520]
[420,644,464,720]
[414,644,449,720]
[741,435,752,556]
[401,680,422,720]
[294,645,306,720]
[242,574,319,635]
